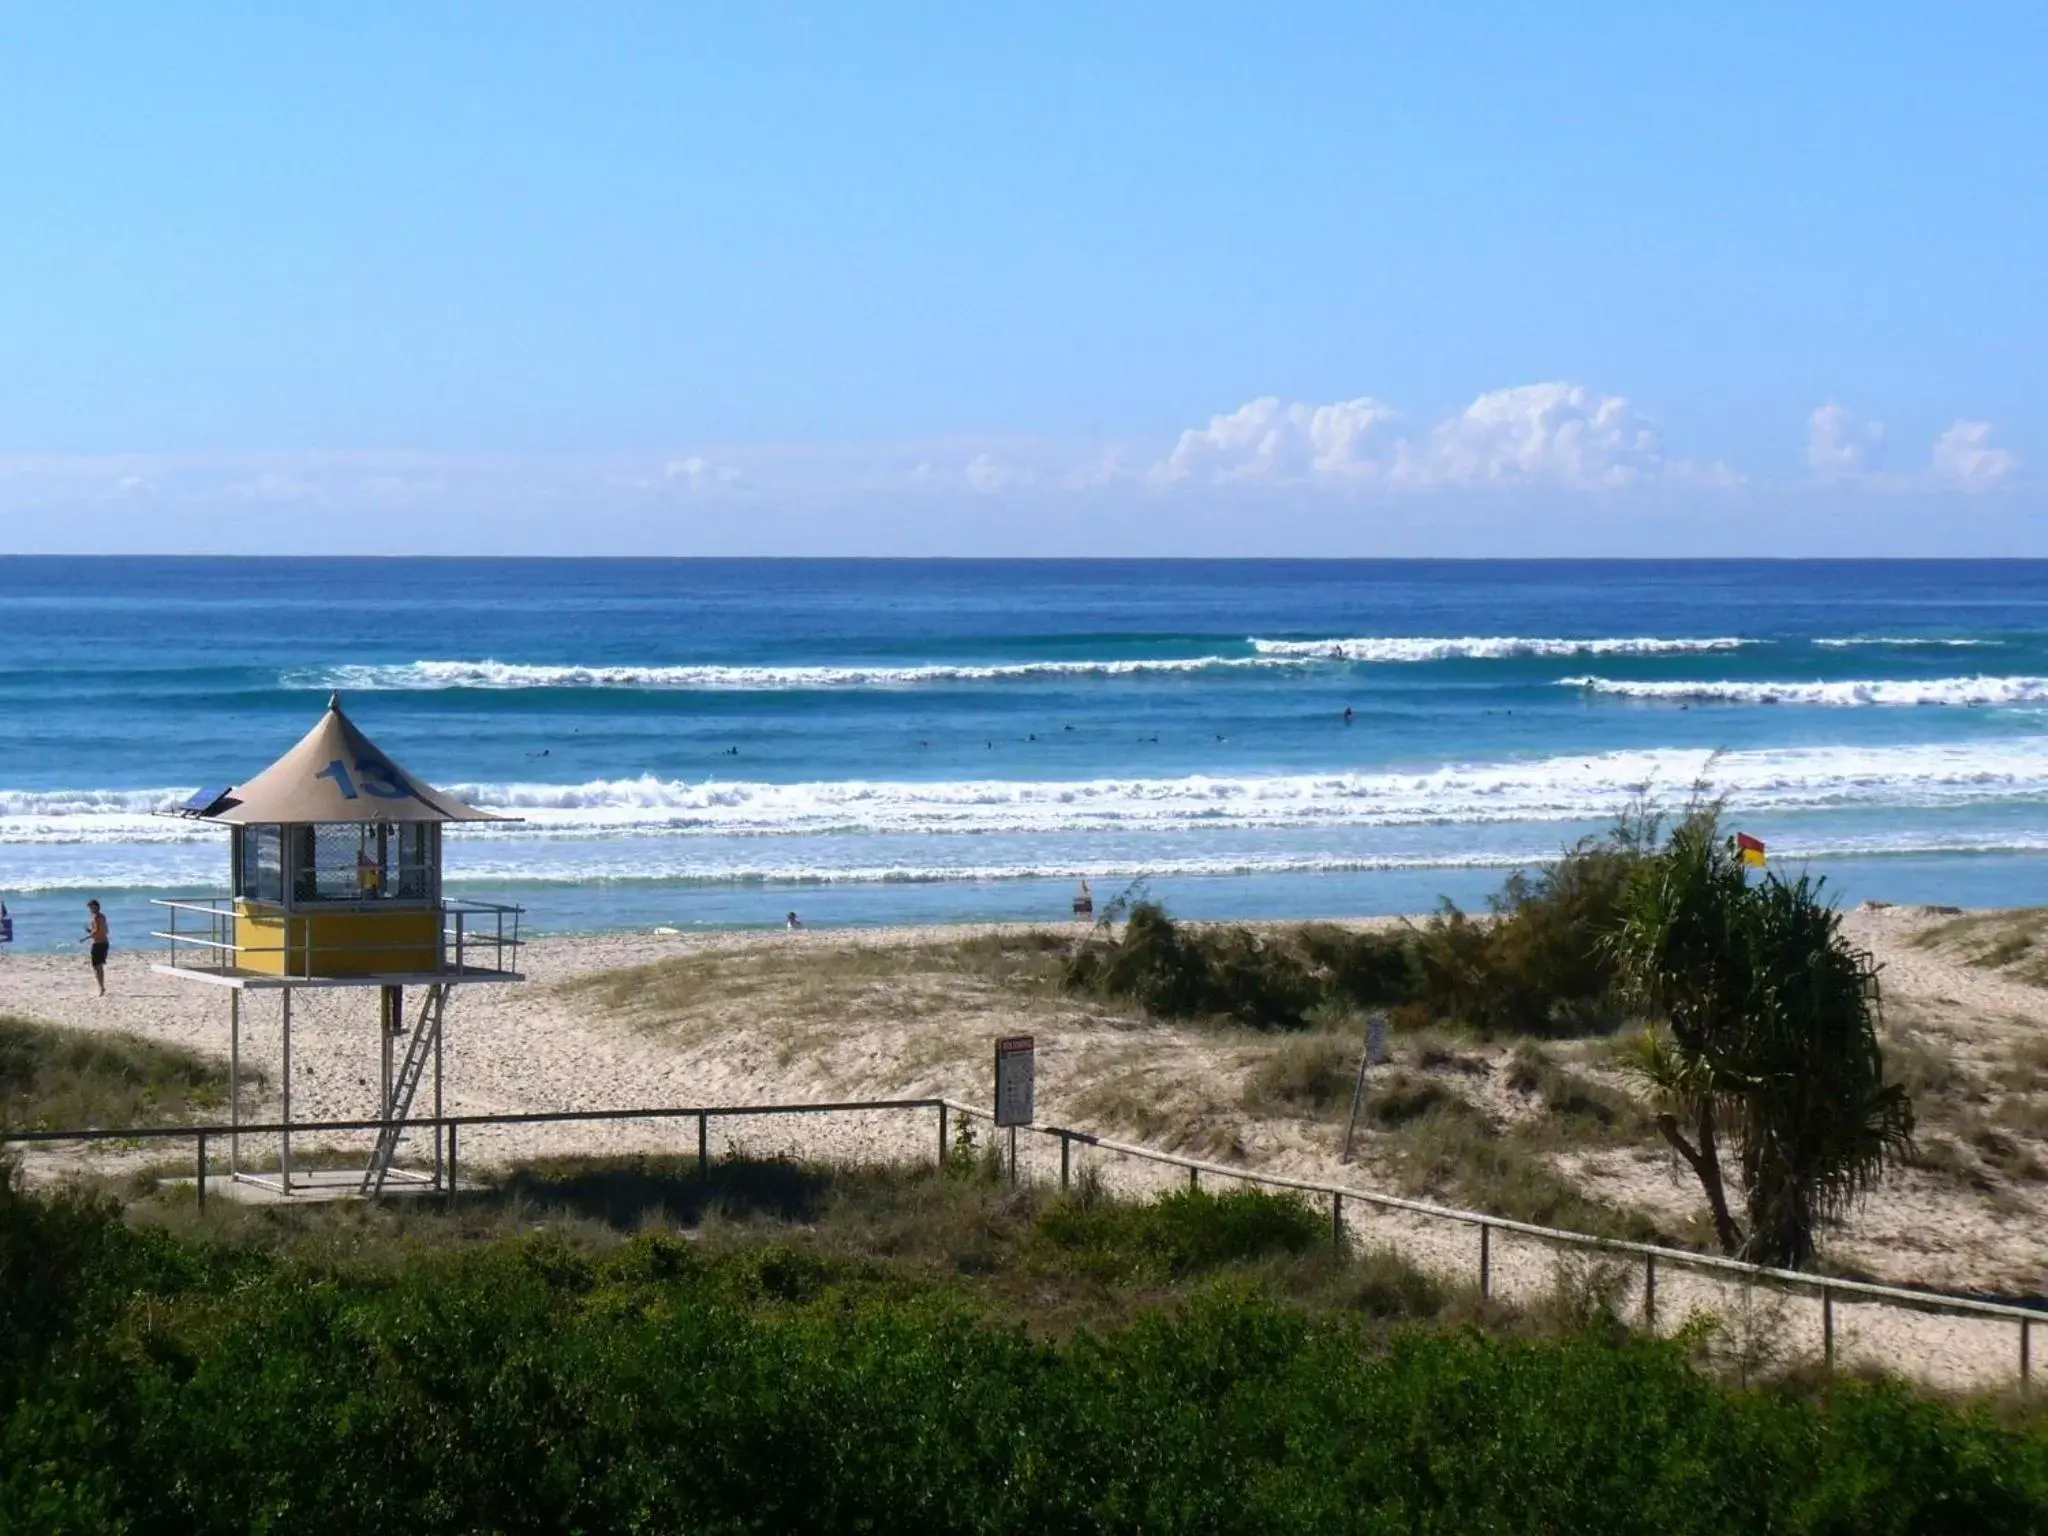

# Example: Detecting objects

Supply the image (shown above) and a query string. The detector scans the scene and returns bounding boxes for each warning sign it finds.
[994,1035,1035,1127]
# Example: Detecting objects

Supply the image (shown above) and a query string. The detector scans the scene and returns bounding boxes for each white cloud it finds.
[1154,395,1402,485]
[1930,419,2019,489]
[964,453,1036,493]
[1807,406,2020,490]
[1063,446,1130,489]
[1808,403,1884,480]
[1423,384,1667,489]
[662,456,742,491]
[1153,383,1683,490]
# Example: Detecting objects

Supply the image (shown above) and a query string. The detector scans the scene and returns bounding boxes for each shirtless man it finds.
[80,899,110,995]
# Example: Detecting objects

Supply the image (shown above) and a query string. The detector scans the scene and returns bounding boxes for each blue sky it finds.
[1,3,2041,555]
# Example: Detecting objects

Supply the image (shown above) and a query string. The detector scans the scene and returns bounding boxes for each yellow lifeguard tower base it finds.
[153,694,524,1200]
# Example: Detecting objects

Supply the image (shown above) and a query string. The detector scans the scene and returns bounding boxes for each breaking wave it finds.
[1811,636,2005,649]
[1560,676,2048,708]
[8,834,2048,896]
[7,740,2045,846]
[283,635,1784,693]
[1247,635,1751,661]
[288,656,1311,692]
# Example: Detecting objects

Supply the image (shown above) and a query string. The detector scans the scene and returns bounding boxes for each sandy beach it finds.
[4,906,2044,1389]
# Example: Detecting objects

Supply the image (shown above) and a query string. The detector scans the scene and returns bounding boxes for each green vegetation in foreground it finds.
[5,1160,2047,1534]
[0,1015,247,1132]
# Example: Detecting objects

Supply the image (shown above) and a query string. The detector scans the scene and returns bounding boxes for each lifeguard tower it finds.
[153,695,524,1198]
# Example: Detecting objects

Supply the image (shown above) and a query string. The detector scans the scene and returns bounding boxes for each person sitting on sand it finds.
[786,911,804,931]
[79,899,110,995]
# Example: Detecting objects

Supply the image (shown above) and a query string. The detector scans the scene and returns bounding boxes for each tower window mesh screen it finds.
[293,824,437,902]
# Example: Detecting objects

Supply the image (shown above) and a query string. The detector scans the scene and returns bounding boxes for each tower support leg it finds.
[229,990,241,1174]
[379,985,400,1122]
[433,988,445,1188]
[280,988,294,1193]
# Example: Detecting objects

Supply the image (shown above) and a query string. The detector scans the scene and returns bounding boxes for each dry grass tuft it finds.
[1069,1070,1245,1160]
[1240,1034,1357,1119]
[559,932,1082,1058]
[1882,1024,1979,1115]
[1,1015,253,1132]
[1389,1105,1666,1242]
[1502,1044,1654,1146]
[1994,1094,2048,1141]
[1913,909,2048,986]
[2006,1035,2048,1095]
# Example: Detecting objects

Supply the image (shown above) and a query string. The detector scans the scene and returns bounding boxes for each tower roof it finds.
[200,695,510,825]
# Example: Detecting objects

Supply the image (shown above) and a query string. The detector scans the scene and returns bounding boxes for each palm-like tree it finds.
[1609,808,1914,1269]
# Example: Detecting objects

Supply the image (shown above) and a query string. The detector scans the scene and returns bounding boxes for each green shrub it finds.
[2,1181,2045,1533]
[1065,812,1656,1037]
[1032,1187,1324,1281]
[1410,825,1649,1035]
[1065,905,1418,1030]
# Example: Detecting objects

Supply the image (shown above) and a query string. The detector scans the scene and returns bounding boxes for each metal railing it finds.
[151,896,524,979]
[938,1098,2040,1391]
[3,1096,2037,1391]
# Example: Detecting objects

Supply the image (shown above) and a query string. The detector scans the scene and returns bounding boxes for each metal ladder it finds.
[361,984,447,1196]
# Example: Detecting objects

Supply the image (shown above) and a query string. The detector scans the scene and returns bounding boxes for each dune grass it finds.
[561,929,1078,1041]
[0,1015,249,1132]
[1914,908,2048,985]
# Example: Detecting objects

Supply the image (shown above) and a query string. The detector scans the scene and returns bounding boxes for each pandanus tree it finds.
[1607,808,1915,1269]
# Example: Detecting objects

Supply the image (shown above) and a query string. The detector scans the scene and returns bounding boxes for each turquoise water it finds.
[2,557,2044,950]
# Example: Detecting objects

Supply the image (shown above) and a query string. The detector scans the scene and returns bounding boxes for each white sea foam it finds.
[1248,635,1751,661]
[1811,637,2005,649]
[290,656,1312,692]
[1561,676,2048,708]
[8,832,2048,895]
[285,637,1775,691]
[7,741,2045,849]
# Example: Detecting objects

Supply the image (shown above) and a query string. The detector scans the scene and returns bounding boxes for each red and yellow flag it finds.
[1735,832,1767,869]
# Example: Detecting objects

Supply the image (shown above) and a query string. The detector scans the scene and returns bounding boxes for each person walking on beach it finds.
[80,899,110,995]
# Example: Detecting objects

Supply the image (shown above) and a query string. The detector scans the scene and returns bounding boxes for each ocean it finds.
[1,557,2044,952]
